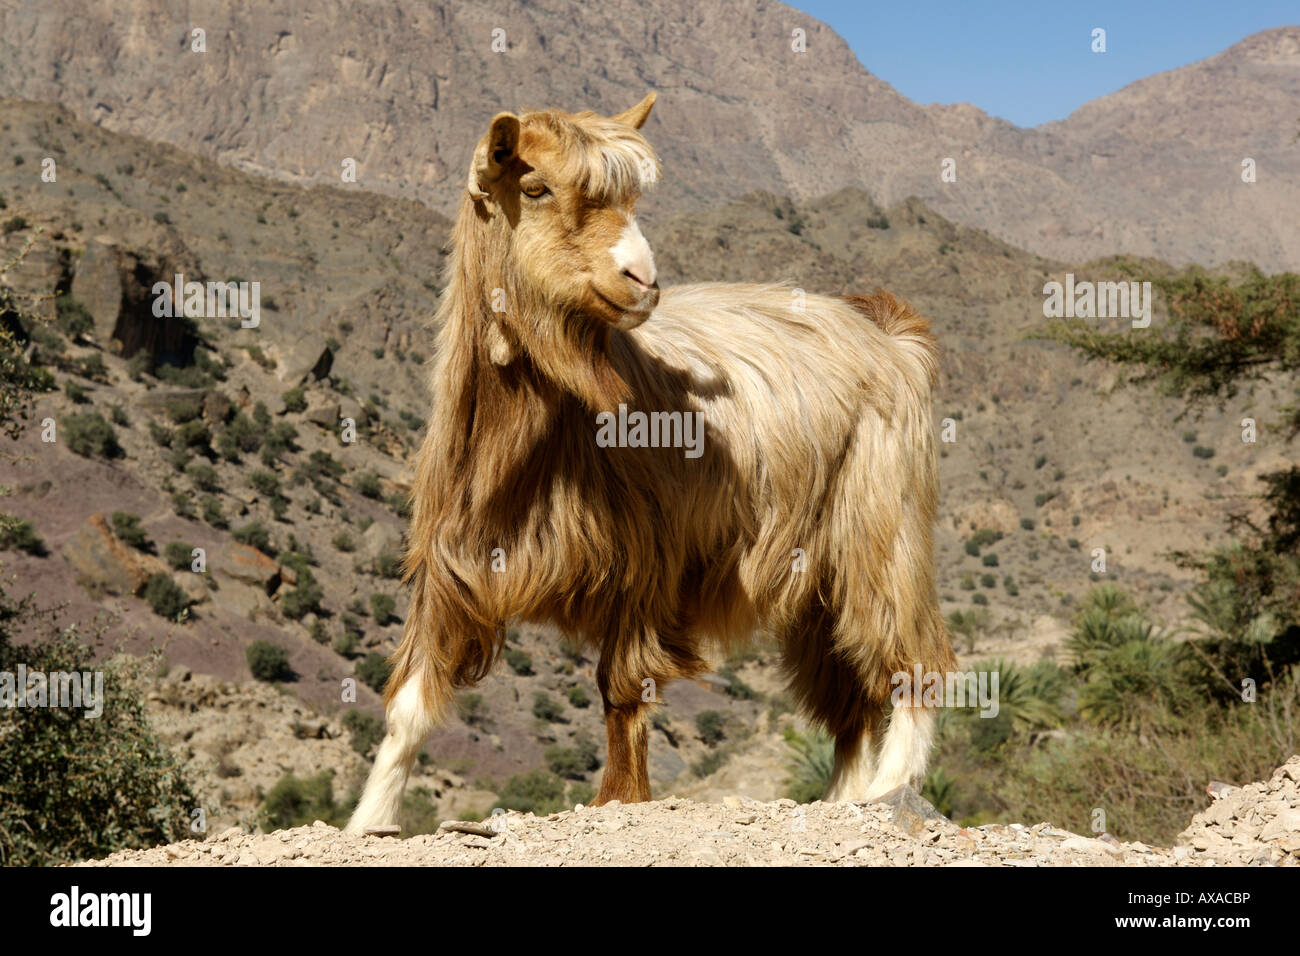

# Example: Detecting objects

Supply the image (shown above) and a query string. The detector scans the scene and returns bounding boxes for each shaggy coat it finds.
[347,94,955,832]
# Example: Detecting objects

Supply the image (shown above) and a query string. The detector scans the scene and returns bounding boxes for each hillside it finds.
[0,3,1295,270]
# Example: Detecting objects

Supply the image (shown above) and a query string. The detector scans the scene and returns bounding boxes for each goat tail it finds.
[842,290,940,386]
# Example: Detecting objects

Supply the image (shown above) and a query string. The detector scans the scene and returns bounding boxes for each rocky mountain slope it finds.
[77,756,1300,866]
[0,2,1295,271]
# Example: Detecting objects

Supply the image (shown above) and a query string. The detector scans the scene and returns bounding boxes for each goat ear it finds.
[468,112,521,206]
[611,92,656,129]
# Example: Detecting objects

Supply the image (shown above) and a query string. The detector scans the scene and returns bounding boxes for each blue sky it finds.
[791,1,1299,127]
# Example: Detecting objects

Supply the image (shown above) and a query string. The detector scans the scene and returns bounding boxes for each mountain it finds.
[0,1,1295,271]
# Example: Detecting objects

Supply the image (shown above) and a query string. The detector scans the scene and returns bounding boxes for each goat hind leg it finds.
[593,702,652,805]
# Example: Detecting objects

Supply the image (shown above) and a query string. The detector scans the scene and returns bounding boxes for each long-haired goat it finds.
[347,93,955,832]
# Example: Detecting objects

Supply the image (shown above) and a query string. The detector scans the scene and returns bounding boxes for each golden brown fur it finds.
[349,94,954,828]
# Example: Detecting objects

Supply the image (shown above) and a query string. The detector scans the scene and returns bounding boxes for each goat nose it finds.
[623,264,656,289]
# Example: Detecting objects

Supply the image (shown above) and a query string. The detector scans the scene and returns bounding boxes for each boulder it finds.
[70,237,124,344]
[361,520,404,561]
[61,513,160,596]
[210,541,281,593]
[874,784,949,837]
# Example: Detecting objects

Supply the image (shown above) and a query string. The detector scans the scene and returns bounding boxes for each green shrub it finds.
[164,396,203,423]
[186,461,220,492]
[0,604,198,864]
[63,379,89,403]
[982,553,999,567]
[342,711,384,757]
[232,520,273,554]
[260,771,346,830]
[281,570,324,621]
[493,769,566,815]
[504,647,533,675]
[249,470,280,496]
[246,640,292,682]
[696,710,725,746]
[282,387,308,413]
[0,516,44,555]
[355,472,383,499]
[532,692,565,722]
[356,652,391,693]
[783,728,833,803]
[545,735,600,779]
[54,294,93,338]
[64,412,120,457]
[566,684,590,709]
[332,531,355,552]
[110,511,151,551]
[200,495,227,528]
[164,541,195,571]
[370,592,396,625]
[143,572,189,620]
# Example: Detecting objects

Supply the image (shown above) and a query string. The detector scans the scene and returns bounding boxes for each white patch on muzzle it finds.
[611,218,657,289]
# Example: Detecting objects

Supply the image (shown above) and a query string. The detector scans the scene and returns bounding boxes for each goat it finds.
[346,93,955,833]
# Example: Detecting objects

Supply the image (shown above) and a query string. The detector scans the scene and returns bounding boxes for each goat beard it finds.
[507,309,633,414]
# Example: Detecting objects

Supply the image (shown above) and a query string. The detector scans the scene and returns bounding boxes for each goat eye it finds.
[521,182,549,198]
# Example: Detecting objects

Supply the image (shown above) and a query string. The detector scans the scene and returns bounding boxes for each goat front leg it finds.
[594,701,652,804]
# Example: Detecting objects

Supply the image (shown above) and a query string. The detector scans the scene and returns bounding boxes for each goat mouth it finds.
[591,285,656,328]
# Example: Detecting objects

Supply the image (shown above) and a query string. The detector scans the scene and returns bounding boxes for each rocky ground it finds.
[79,756,1300,867]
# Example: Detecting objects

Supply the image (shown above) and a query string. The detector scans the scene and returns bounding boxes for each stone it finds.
[61,512,161,597]
[70,237,124,344]
[1259,809,1300,842]
[873,784,949,837]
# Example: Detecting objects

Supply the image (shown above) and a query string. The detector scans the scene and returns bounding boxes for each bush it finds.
[981,553,999,567]
[246,640,292,682]
[200,495,227,528]
[375,551,402,579]
[342,711,384,757]
[232,520,273,554]
[186,462,220,492]
[369,592,397,625]
[64,412,120,457]
[696,710,725,746]
[143,572,189,620]
[164,396,203,423]
[784,729,834,803]
[249,469,280,496]
[332,531,355,552]
[504,648,533,675]
[63,379,89,403]
[356,652,392,693]
[0,516,44,555]
[355,472,383,499]
[111,511,151,551]
[281,569,324,621]
[545,735,601,779]
[164,541,194,571]
[566,684,590,709]
[260,771,346,830]
[494,769,566,815]
[0,603,198,864]
[282,387,308,413]
[532,692,565,722]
